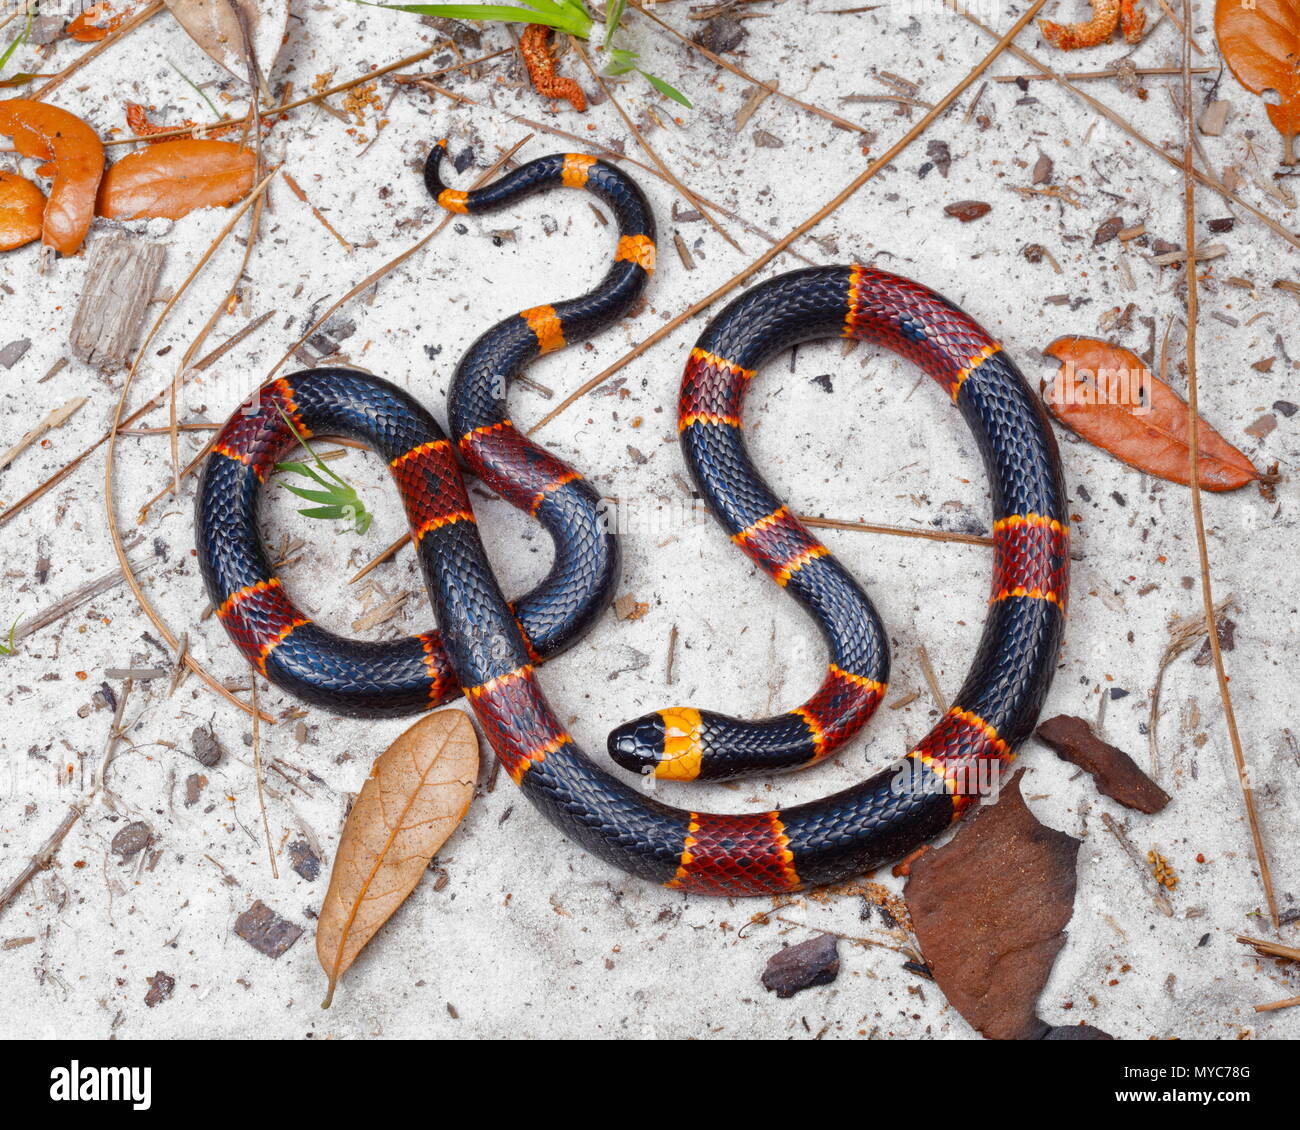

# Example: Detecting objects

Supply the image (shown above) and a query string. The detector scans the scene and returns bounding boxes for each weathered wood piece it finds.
[69,237,166,370]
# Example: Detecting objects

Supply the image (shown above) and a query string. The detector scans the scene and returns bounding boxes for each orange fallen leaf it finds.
[1216,0,1300,166]
[0,170,46,251]
[0,99,104,255]
[1042,336,1264,490]
[316,709,478,1008]
[66,2,129,41]
[96,139,256,220]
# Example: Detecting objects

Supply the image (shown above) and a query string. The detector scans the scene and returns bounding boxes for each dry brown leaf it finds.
[1216,0,1300,166]
[164,0,288,93]
[317,709,478,1008]
[1042,336,1264,490]
[0,170,46,251]
[0,100,105,255]
[96,139,255,220]
[905,774,1084,1040]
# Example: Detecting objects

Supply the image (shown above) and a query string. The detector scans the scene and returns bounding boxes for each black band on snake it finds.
[197,156,1068,897]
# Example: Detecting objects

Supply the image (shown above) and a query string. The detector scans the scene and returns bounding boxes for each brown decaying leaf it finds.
[1042,336,1264,491]
[317,710,479,1007]
[0,170,46,251]
[905,773,1083,1040]
[96,140,255,220]
[164,0,287,92]
[1215,0,1300,165]
[0,100,105,255]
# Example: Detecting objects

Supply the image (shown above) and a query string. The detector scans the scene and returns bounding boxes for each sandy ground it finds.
[0,0,1297,1040]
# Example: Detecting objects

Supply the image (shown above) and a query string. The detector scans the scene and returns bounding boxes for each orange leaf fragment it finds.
[316,710,478,1008]
[1215,0,1300,166]
[0,99,105,255]
[1042,336,1264,491]
[0,170,46,251]
[96,139,256,220]
[66,2,128,41]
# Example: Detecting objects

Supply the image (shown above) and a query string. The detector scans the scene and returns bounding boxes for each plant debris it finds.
[944,199,991,222]
[144,970,175,1007]
[1215,0,1300,165]
[317,710,478,1007]
[1042,337,1267,490]
[1036,715,1171,814]
[96,139,256,220]
[760,932,840,998]
[234,899,304,959]
[905,774,1082,1040]
[0,99,105,254]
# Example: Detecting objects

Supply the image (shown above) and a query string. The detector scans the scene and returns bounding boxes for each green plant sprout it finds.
[365,0,691,107]
[0,618,19,657]
[273,405,374,535]
[0,3,36,86]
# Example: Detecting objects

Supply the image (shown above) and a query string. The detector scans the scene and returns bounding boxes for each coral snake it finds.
[197,150,1068,896]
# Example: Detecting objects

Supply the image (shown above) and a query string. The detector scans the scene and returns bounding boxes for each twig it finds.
[31,0,164,100]
[916,643,947,713]
[1256,995,1300,1013]
[15,554,154,641]
[568,37,741,252]
[994,66,1215,83]
[1179,3,1277,931]
[251,680,278,878]
[0,804,84,919]
[631,1,871,135]
[527,0,1049,435]
[1237,935,1300,962]
[103,169,280,725]
[1100,811,1174,916]
[190,309,277,373]
[282,170,353,252]
[0,397,87,471]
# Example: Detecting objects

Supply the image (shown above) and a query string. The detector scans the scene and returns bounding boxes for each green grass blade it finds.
[603,0,626,46]
[639,69,692,108]
[370,2,591,34]
[279,482,353,506]
[297,505,351,521]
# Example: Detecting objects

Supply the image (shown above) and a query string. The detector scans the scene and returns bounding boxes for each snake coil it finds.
[197,156,1068,896]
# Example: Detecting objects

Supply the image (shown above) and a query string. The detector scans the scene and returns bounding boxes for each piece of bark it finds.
[234,900,303,958]
[288,840,320,881]
[144,971,175,1007]
[1035,714,1171,814]
[69,237,166,371]
[761,933,839,998]
[0,339,30,369]
[905,774,1080,1040]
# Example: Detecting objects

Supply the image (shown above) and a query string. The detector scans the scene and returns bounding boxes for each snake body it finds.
[197,157,1068,896]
